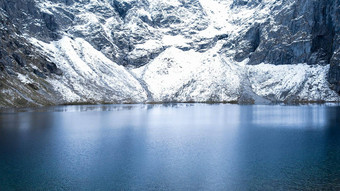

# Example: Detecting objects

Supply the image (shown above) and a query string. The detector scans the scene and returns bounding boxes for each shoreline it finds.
[1,101,340,113]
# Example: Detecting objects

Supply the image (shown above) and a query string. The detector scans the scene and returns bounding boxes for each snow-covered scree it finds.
[30,37,148,103]
[23,0,339,104]
[132,45,242,103]
[248,64,339,102]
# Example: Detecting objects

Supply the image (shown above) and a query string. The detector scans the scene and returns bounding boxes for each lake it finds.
[0,104,340,190]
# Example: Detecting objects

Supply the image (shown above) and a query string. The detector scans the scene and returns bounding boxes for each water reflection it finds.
[0,104,339,190]
[250,105,330,129]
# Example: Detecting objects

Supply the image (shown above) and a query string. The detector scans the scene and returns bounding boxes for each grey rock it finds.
[41,12,58,32]
[240,0,339,66]
[33,69,46,78]
[232,0,339,93]
[0,10,65,108]
[45,62,63,76]
[12,53,26,67]
[329,50,340,94]
[112,0,134,19]
[234,24,261,62]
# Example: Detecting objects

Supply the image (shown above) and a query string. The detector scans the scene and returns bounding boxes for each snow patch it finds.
[17,73,32,84]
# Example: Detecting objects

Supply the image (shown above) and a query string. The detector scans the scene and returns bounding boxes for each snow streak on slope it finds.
[30,36,147,103]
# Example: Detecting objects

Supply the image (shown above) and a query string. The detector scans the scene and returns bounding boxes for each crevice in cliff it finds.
[112,0,133,19]
[251,26,261,53]
[309,0,335,65]
[234,24,261,62]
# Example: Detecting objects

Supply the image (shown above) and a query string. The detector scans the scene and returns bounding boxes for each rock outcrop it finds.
[233,0,340,93]
[0,9,64,107]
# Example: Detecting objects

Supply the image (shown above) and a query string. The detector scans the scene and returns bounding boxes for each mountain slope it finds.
[0,0,339,107]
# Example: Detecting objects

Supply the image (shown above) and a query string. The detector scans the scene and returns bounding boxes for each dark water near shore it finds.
[0,104,340,190]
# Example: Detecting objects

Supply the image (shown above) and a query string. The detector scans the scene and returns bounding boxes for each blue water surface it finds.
[0,104,340,190]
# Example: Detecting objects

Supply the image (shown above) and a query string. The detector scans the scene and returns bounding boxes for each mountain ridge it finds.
[0,0,339,107]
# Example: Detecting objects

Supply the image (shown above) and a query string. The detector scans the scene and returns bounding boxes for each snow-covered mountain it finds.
[0,0,339,107]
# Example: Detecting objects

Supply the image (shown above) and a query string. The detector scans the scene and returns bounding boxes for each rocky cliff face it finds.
[0,8,64,107]
[0,0,339,107]
[235,0,340,94]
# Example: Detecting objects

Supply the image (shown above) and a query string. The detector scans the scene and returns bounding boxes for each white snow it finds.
[30,36,148,103]
[162,35,190,47]
[149,0,182,9]
[248,64,339,102]
[132,47,242,102]
[17,73,32,84]
[131,47,339,103]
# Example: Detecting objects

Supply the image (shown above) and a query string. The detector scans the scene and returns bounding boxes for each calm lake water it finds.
[0,104,340,190]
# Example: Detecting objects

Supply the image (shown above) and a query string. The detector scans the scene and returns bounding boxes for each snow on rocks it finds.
[248,64,339,102]
[30,36,148,103]
[132,47,242,102]
[29,36,340,104]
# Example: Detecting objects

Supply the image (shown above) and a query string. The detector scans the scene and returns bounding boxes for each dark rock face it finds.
[234,0,340,93]
[329,50,340,94]
[234,24,261,62]
[0,10,63,107]
[0,0,60,41]
[0,11,62,77]
[309,0,336,65]
[112,0,134,19]
[231,0,262,8]
[41,12,59,32]
[12,53,26,67]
